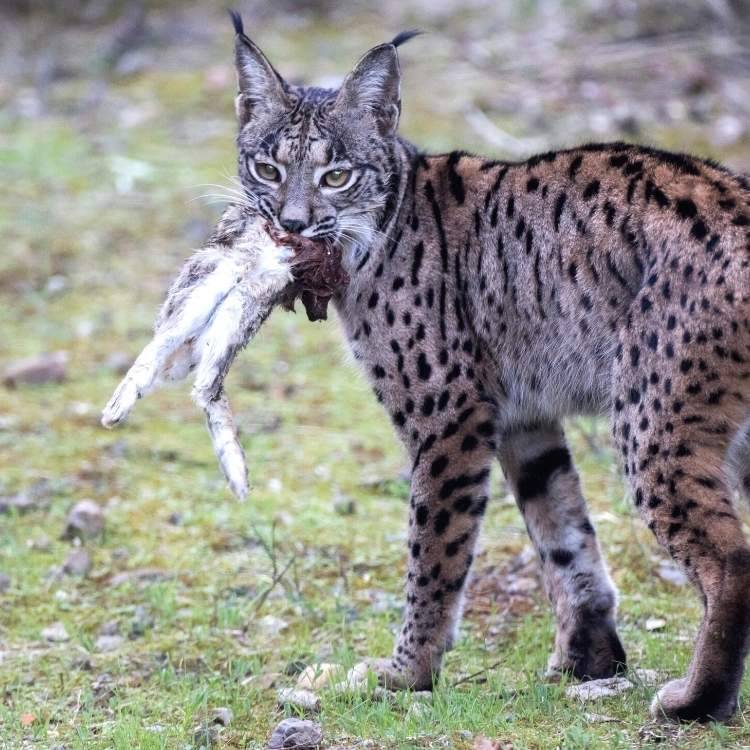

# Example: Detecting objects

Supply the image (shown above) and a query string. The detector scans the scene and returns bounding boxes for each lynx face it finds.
[231,18,414,249]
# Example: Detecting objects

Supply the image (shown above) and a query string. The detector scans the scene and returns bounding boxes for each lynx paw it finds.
[345,658,434,692]
[650,677,737,723]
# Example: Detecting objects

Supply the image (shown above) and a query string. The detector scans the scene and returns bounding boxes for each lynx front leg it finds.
[498,422,626,680]
[352,407,497,690]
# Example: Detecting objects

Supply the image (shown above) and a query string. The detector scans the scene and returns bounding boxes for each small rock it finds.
[166,511,183,525]
[296,663,343,690]
[3,351,67,387]
[62,500,104,540]
[267,718,322,749]
[95,634,124,652]
[711,114,746,147]
[192,723,221,748]
[210,706,233,726]
[0,573,10,593]
[98,620,120,636]
[634,668,665,685]
[565,676,633,701]
[340,661,369,690]
[277,687,321,713]
[29,533,52,552]
[63,548,92,577]
[257,614,288,635]
[657,560,688,586]
[0,493,39,514]
[42,622,70,643]
[645,617,666,632]
[45,274,68,296]
[241,671,281,690]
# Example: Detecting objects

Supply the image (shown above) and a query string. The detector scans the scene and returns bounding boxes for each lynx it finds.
[227,12,750,721]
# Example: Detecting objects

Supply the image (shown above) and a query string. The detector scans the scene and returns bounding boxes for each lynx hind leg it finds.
[498,423,625,680]
[613,320,750,722]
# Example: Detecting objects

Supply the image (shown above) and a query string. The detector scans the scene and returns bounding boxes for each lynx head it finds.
[229,11,418,249]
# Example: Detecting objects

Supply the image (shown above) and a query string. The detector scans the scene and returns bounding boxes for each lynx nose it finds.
[279,217,307,235]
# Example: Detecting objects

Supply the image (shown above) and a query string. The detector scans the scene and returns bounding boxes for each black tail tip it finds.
[228,9,244,36]
[390,29,424,48]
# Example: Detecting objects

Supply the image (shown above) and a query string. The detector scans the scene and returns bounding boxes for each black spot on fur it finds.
[517,447,572,502]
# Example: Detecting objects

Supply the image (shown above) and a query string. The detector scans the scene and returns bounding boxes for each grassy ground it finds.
[3,2,750,748]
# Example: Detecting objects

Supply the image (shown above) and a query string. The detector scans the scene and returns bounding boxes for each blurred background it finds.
[3,2,750,748]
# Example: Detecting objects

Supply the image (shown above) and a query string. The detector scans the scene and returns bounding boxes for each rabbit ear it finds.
[230,11,289,124]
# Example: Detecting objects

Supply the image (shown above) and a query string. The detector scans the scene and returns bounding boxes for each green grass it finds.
[3,5,750,749]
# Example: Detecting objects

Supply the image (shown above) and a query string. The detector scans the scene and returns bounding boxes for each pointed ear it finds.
[334,43,403,135]
[230,12,289,125]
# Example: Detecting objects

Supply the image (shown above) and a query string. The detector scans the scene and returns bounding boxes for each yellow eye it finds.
[255,162,280,182]
[322,169,352,188]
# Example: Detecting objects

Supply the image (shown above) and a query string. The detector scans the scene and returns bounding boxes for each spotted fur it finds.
[229,14,750,722]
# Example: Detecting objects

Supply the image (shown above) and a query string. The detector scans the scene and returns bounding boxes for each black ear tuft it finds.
[228,9,244,37]
[390,29,423,48]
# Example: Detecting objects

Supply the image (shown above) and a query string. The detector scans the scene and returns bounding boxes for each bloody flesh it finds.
[267,224,349,321]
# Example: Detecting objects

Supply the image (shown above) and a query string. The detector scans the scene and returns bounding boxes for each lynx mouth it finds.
[266,223,349,321]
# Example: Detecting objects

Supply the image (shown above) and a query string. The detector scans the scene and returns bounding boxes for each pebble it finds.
[3,351,67,387]
[267,718,322,749]
[656,560,688,587]
[95,634,125,652]
[42,622,70,643]
[645,617,666,632]
[258,614,288,635]
[29,534,52,552]
[296,663,343,690]
[98,620,120,636]
[565,676,634,700]
[277,687,321,713]
[0,493,39,514]
[62,500,105,540]
[63,548,92,577]
[0,573,10,593]
[240,671,281,690]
